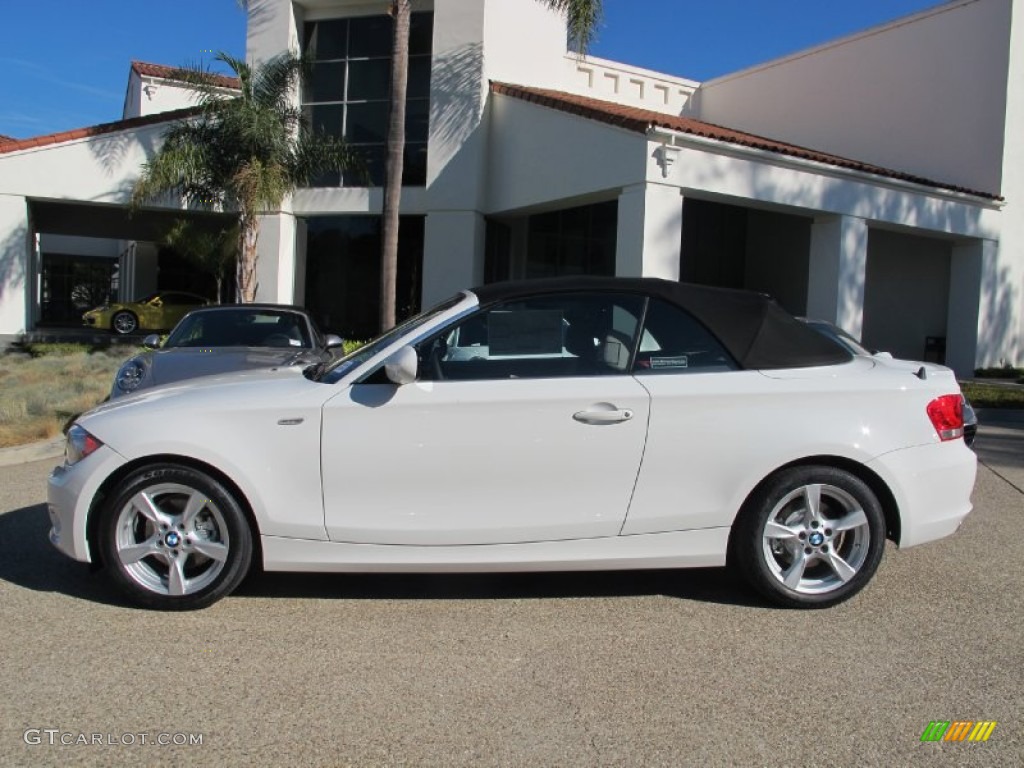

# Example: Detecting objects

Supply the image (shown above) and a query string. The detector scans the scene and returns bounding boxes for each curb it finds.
[0,437,64,467]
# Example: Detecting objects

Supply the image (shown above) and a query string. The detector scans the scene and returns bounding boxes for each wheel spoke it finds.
[825,551,858,583]
[782,553,808,589]
[167,556,188,596]
[181,491,209,528]
[832,508,868,533]
[191,540,228,562]
[132,492,170,526]
[764,521,801,541]
[802,484,822,523]
[118,536,163,565]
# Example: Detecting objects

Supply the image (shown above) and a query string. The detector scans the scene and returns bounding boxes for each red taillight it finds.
[926,395,964,441]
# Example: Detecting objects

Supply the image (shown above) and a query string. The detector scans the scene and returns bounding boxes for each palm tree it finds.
[378,0,604,331]
[133,52,354,303]
[162,218,238,303]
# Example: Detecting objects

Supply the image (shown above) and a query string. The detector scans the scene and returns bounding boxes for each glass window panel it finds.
[348,58,391,101]
[405,99,429,143]
[308,62,345,103]
[407,57,432,99]
[349,15,393,58]
[305,20,348,61]
[409,12,434,56]
[310,169,341,188]
[634,299,737,374]
[416,293,643,381]
[345,102,389,144]
[344,145,386,187]
[403,143,428,186]
[308,104,344,139]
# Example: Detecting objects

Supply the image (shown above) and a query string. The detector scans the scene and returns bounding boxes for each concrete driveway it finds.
[0,427,1021,767]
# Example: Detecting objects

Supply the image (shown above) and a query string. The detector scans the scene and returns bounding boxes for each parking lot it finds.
[1,424,1021,767]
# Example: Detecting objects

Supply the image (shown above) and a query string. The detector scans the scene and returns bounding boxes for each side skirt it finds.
[261,528,730,573]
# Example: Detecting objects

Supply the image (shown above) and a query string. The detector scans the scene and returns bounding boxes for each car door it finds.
[320,292,651,545]
[621,297,773,535]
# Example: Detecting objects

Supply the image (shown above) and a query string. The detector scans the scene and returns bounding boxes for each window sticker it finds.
[488,310,564,356]
[650,355,689,369]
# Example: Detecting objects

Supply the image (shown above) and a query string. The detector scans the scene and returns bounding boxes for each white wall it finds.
[0,196,29,336]
[1000,0,1024,365]
[698,0,1013,195]
[486,95,646,213]
[0,123,171,203]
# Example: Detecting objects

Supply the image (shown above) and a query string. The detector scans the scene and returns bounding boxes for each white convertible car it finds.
[48,277,976,610]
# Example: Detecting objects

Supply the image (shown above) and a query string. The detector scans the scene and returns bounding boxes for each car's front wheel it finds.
[97,464,253,610]
[733,466,886,608]
[111,310,138,335]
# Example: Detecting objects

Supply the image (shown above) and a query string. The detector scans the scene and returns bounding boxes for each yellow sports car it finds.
[82,291,210,335]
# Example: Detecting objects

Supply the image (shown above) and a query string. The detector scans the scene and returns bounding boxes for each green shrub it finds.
[961,382,1024,409]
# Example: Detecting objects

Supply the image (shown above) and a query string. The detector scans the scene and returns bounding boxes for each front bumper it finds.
[867,439,977,548]
[47,444,127,563]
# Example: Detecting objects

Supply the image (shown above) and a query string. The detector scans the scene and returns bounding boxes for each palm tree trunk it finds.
[380,0,411,332]
[237,213,260,303]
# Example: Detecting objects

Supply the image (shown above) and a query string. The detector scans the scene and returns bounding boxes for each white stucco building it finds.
[0,0,1020,376]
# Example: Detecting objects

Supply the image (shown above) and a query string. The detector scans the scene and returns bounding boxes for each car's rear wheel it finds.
[733,466,886,608]
[112,310,138,335]
[97,464,252,610]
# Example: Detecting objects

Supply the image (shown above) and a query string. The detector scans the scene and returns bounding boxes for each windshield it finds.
[317,294,469,384]
[166,308,312,348]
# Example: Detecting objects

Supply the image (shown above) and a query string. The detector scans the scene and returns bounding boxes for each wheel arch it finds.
[728,455,901,561]
[86,453,263,570]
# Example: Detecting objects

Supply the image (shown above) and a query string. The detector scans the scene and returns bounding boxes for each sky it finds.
[0,0,945,140]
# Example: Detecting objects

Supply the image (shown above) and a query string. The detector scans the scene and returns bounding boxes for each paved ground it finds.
[0,428,1021,767]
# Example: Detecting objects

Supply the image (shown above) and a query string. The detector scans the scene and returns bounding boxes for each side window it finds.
[417,293,643,381]
[633,299,737,374]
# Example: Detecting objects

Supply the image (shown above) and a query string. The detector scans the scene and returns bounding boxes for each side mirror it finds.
[383,346,418,385]
[324,334,343,350]
[142,334,161,349]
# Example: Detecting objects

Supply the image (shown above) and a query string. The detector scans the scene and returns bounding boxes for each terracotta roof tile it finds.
[0,134,15,144]
[490,82,1000,201]
[132,60,241,90]
[0,108,197,156]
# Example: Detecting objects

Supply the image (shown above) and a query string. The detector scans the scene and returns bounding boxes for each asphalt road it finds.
[0,428,1021,767]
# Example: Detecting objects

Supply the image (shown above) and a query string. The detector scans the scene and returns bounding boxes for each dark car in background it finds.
[111,304,342,398]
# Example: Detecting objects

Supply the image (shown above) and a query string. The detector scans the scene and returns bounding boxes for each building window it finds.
[527,201,617,278]
[304,216,424,340]
[303,13,432,188]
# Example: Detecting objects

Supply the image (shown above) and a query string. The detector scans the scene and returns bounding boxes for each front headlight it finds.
[66,425,103,465]
[116,360,146,393]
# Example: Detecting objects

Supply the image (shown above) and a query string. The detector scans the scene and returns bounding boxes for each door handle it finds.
[572,406,634,425]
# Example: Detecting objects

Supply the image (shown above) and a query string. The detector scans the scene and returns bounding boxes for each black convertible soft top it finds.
[471,276,851,370]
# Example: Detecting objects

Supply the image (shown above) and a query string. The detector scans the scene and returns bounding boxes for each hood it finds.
[143,347,316,388]
[91,364,317,419]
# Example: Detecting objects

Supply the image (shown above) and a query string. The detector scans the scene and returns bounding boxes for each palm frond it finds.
[539,0,602,53]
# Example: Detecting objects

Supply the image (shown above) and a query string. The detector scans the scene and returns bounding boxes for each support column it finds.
[615,183,683,280]
[946,240,990,377]
[0,195,30,339]
[806,214,868,338]
[254,212,297,304]
[422,210,485,306]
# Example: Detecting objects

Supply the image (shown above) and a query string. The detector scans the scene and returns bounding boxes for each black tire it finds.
[112,310,138,335]
[732,466,886,608]
[97,463,253,610]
